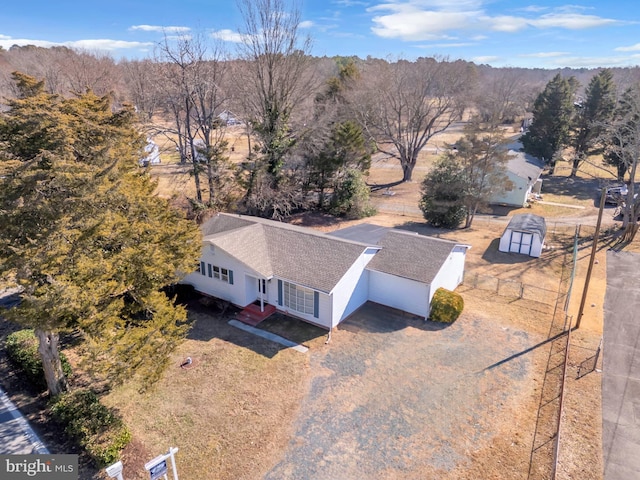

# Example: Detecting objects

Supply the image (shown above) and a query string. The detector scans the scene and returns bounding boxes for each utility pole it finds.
[576,187,606,329]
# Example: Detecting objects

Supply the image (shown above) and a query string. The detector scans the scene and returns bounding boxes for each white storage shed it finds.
[499,214,546,258]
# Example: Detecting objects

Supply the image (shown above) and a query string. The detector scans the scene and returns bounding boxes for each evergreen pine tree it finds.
[521,74,576,172]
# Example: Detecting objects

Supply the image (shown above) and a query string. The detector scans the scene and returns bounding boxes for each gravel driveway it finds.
[265,300,546,480]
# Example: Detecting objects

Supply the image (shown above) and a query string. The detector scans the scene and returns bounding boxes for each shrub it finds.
[50,389,132,467]
[5,329,72,390]
[429,288,464,323]
[419,157,467,228]
[330,169,376,219]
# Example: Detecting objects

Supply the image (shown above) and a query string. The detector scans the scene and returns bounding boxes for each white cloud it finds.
[0,35,153,51]
[367,1,622,40]
[531,13,618,29]
[520,5,548,13]
[488,15,529,32]
[210,29,251,43]
[519,51,569,58]
[129,25,190,33]
[299,20,315,29]
[473,55,500,64]
[615,43,640,52]
[371,7,480,40]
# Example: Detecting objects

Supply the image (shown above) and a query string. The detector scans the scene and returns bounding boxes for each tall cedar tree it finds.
[0,73,201,395]
[570,69,617,177]
[522,74,576,172]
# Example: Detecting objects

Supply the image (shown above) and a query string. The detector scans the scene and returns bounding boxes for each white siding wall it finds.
[430,248,468,302]
[331,248,378,327]
[181,245,250,306]
[530,235,543,257]
[498,230,511,253]
[368,271,429,317]
[491,171,529,207]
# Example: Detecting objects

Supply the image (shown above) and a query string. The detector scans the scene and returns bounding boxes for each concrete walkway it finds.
[228,320,309,353]
[0,385,49,454]
[603,251,640,479]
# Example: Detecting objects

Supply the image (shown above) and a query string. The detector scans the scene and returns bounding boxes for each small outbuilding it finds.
[499,213,546,257]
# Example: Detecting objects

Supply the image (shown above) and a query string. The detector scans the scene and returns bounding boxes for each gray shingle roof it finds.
[505,213,547,239]
[199,214,468,291]
[366,230,463,284]
[328,223,390,244]
[199,214,372,293]
[506,150,544,184]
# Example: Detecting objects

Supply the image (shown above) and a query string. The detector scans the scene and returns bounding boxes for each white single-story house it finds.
[499,213,546,258]
[139,139,161,166]
[181,214,471,329]
[218,110,242,126]
[490,150,544,207]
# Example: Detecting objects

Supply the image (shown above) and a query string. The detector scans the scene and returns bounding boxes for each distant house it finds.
[139,139,161,166]
[490,150,544,207]
[218,110,242,126]
[499,213,546,258]
[181,214,471,328]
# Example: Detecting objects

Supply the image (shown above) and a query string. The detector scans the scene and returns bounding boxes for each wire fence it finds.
[466,273,559,305]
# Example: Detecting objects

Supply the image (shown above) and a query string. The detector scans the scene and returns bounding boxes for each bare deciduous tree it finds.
[121,59,163,122]
[474,68,530,127]
[154,33,231,208]
[603,84,640,242]
[353,57,475,182]
[235,0,315,179]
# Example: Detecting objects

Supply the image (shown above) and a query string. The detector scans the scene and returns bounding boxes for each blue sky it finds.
[1,0,639,69]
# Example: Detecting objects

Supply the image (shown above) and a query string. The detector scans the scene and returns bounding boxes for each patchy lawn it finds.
[103,301,327,480]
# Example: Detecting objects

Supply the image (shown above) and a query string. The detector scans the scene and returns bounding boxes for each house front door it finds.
[244,275,268,311]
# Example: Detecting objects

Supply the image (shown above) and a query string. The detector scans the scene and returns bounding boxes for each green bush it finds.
[429,288,464,323]
[50,389,132,467]
[5,329,72,390]
[330,169,377,219]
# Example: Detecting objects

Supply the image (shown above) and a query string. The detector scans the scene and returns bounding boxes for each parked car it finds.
[605,185,628,205]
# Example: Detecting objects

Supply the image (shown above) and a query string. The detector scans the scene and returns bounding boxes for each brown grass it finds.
[104,304,327,480]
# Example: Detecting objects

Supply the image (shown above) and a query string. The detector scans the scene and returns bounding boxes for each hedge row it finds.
[50,389,132,467]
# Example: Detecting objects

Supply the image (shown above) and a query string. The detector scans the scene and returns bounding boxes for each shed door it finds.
[510,231,533,255]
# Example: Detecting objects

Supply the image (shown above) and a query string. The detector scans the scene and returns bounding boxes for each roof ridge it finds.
[218,213,374,248]
[385,228,467,247]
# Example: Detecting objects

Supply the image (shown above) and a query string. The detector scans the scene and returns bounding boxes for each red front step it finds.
[236,303,276,326]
